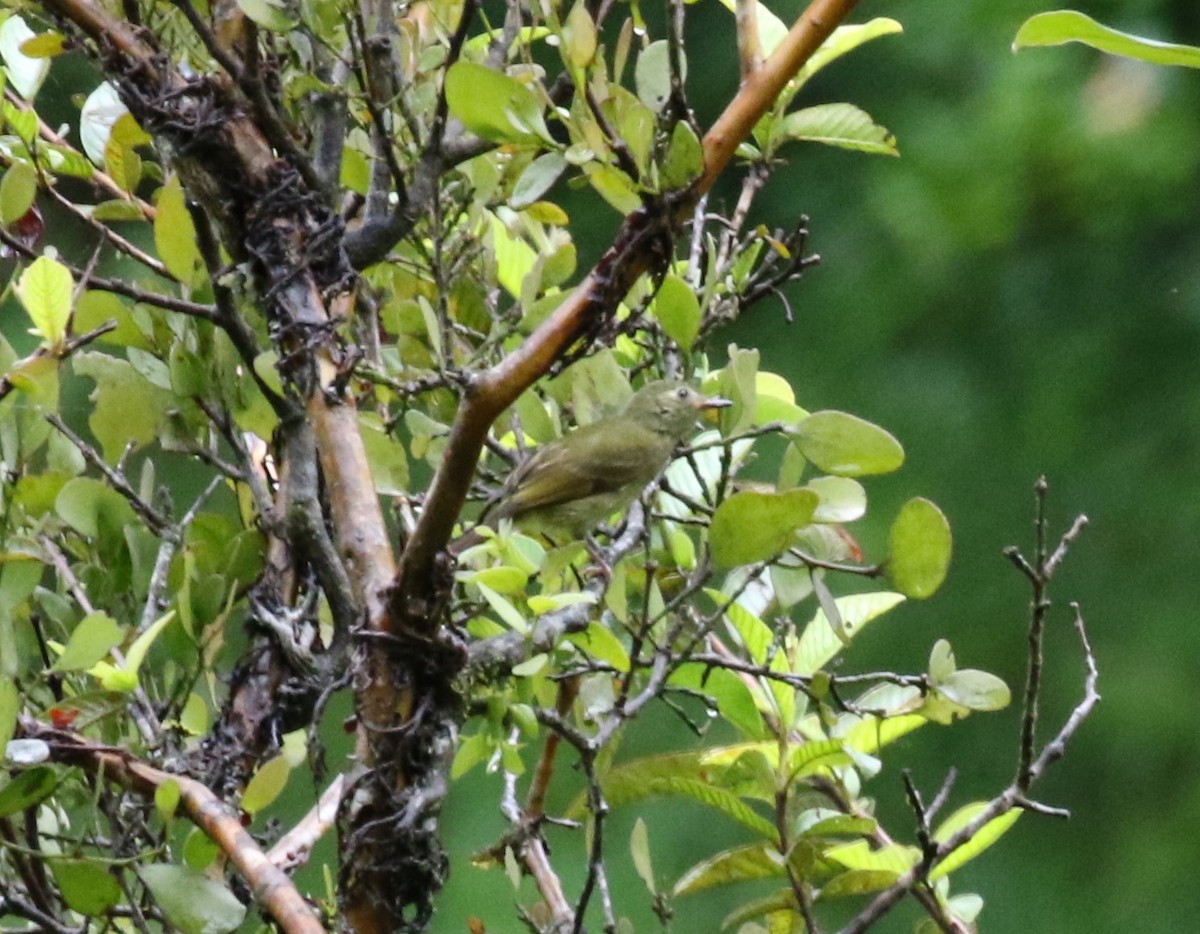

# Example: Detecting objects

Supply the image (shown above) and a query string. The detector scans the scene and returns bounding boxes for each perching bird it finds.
[477,380,731,541]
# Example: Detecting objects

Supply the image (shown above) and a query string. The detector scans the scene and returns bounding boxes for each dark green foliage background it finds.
[436,1,1200,931]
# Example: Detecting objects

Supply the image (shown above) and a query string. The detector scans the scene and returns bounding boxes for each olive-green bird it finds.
[479,380,731,540]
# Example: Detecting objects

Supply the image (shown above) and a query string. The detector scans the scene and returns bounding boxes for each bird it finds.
[476,380,731,542]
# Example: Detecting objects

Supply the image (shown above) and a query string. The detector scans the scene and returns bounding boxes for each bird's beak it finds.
[696,394,732,411]
[696,393,732,424]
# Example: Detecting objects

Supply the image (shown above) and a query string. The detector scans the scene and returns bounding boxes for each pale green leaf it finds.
[139,864,247,934]
[709,489,819,568]
[0,16,50,99]
[794,591,905,675]
[16,255,74,350]
[938,669,1011,712]
[236,0,296,32]
[630,817,656,894]
[511,151,567,209]
[154,174,202,286]
[241,755,290,814]
[635,40,676,112]
[886,497,951,598]
[819,869,899,898]
[791,410,904,477]
[929,805,1023,880]
[773,103,898,156]
[1013,11,1200,69]
[651,273,701,348]
[53,611,124,671]
[0,161,37,224]
[806,476,866,523]
[155,778,180,820]
[565,621,630,672]
[672,843,784,896]
[444,61,550,144]
[825,840,920,874]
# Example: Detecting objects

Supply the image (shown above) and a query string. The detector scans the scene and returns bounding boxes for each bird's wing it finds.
[493,423,666,519]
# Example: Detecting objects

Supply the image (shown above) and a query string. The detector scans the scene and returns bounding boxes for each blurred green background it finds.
[434,1,1200,931]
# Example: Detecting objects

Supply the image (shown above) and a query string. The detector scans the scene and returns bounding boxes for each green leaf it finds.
[791,19,904,92]
[53,611,125,671]
[154,174,202,286]
[467,565,529,595]
[886,497,952,598]
[709,489,819,568]
[444,61,551,144]
[73,351,173,461]
[0,766,57,817]
[359,413,408,496]
[806,475,866,523]
[791,410,904,477]
[139,864,247,934]
[0,16,50,99]
[0,160,37,224]
[720,889,797,931]
[630,817,656,894]
[584,163,642,214]
[0,677,17,753]
[511,152,567,209]
[634,40,677,112]
[713,0,788,56]
[794,591,905,676]
[16,255,74,350]
[661,120,703,189]
[236,0,296,32]
[929,805,1023,880]
[49,858,123,915]
[651,273,701,348]
[673,843,784,896]
[825,839,920,874]
[565,621,630,672]
[937,669,1011,712]
[819,869,899,898]
[772,103,898,156]
[155,778,180,820]
[1013,11,1200,69]
[477,582,529,633]
[241,754,290,814]
[561,1,597,71]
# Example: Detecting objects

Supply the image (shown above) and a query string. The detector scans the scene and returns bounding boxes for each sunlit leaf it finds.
[630,817,656,894]
[651,273,701,348]
[794,591,906,675]
[0,161,37,225]
[709,489,819,568]
[772,103,898,156]
[0,16,50,99]
[635,40,676,112]
[792,411,904,477]
[241,754,290,814]
[154,174,202,286]
[53,611,124,671]
[886,497,952,598]
[1013,11,1200,69]
[929,804,1023,880]
[236,0,296,32]
[16,255,73,350]
[444,62,551,144]
[673,843,784,896]
[511,151,567,209]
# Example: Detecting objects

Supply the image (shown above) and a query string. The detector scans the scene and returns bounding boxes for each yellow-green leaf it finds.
[16,255,73,350]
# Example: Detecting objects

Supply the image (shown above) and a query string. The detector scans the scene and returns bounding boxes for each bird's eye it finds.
[676,387,689,399]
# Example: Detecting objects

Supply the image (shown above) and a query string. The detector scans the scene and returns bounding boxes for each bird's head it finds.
[625,380,732,442]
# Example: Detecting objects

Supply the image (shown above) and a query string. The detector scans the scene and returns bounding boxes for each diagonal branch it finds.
[17,717,326,934]
[391,0,864,631]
